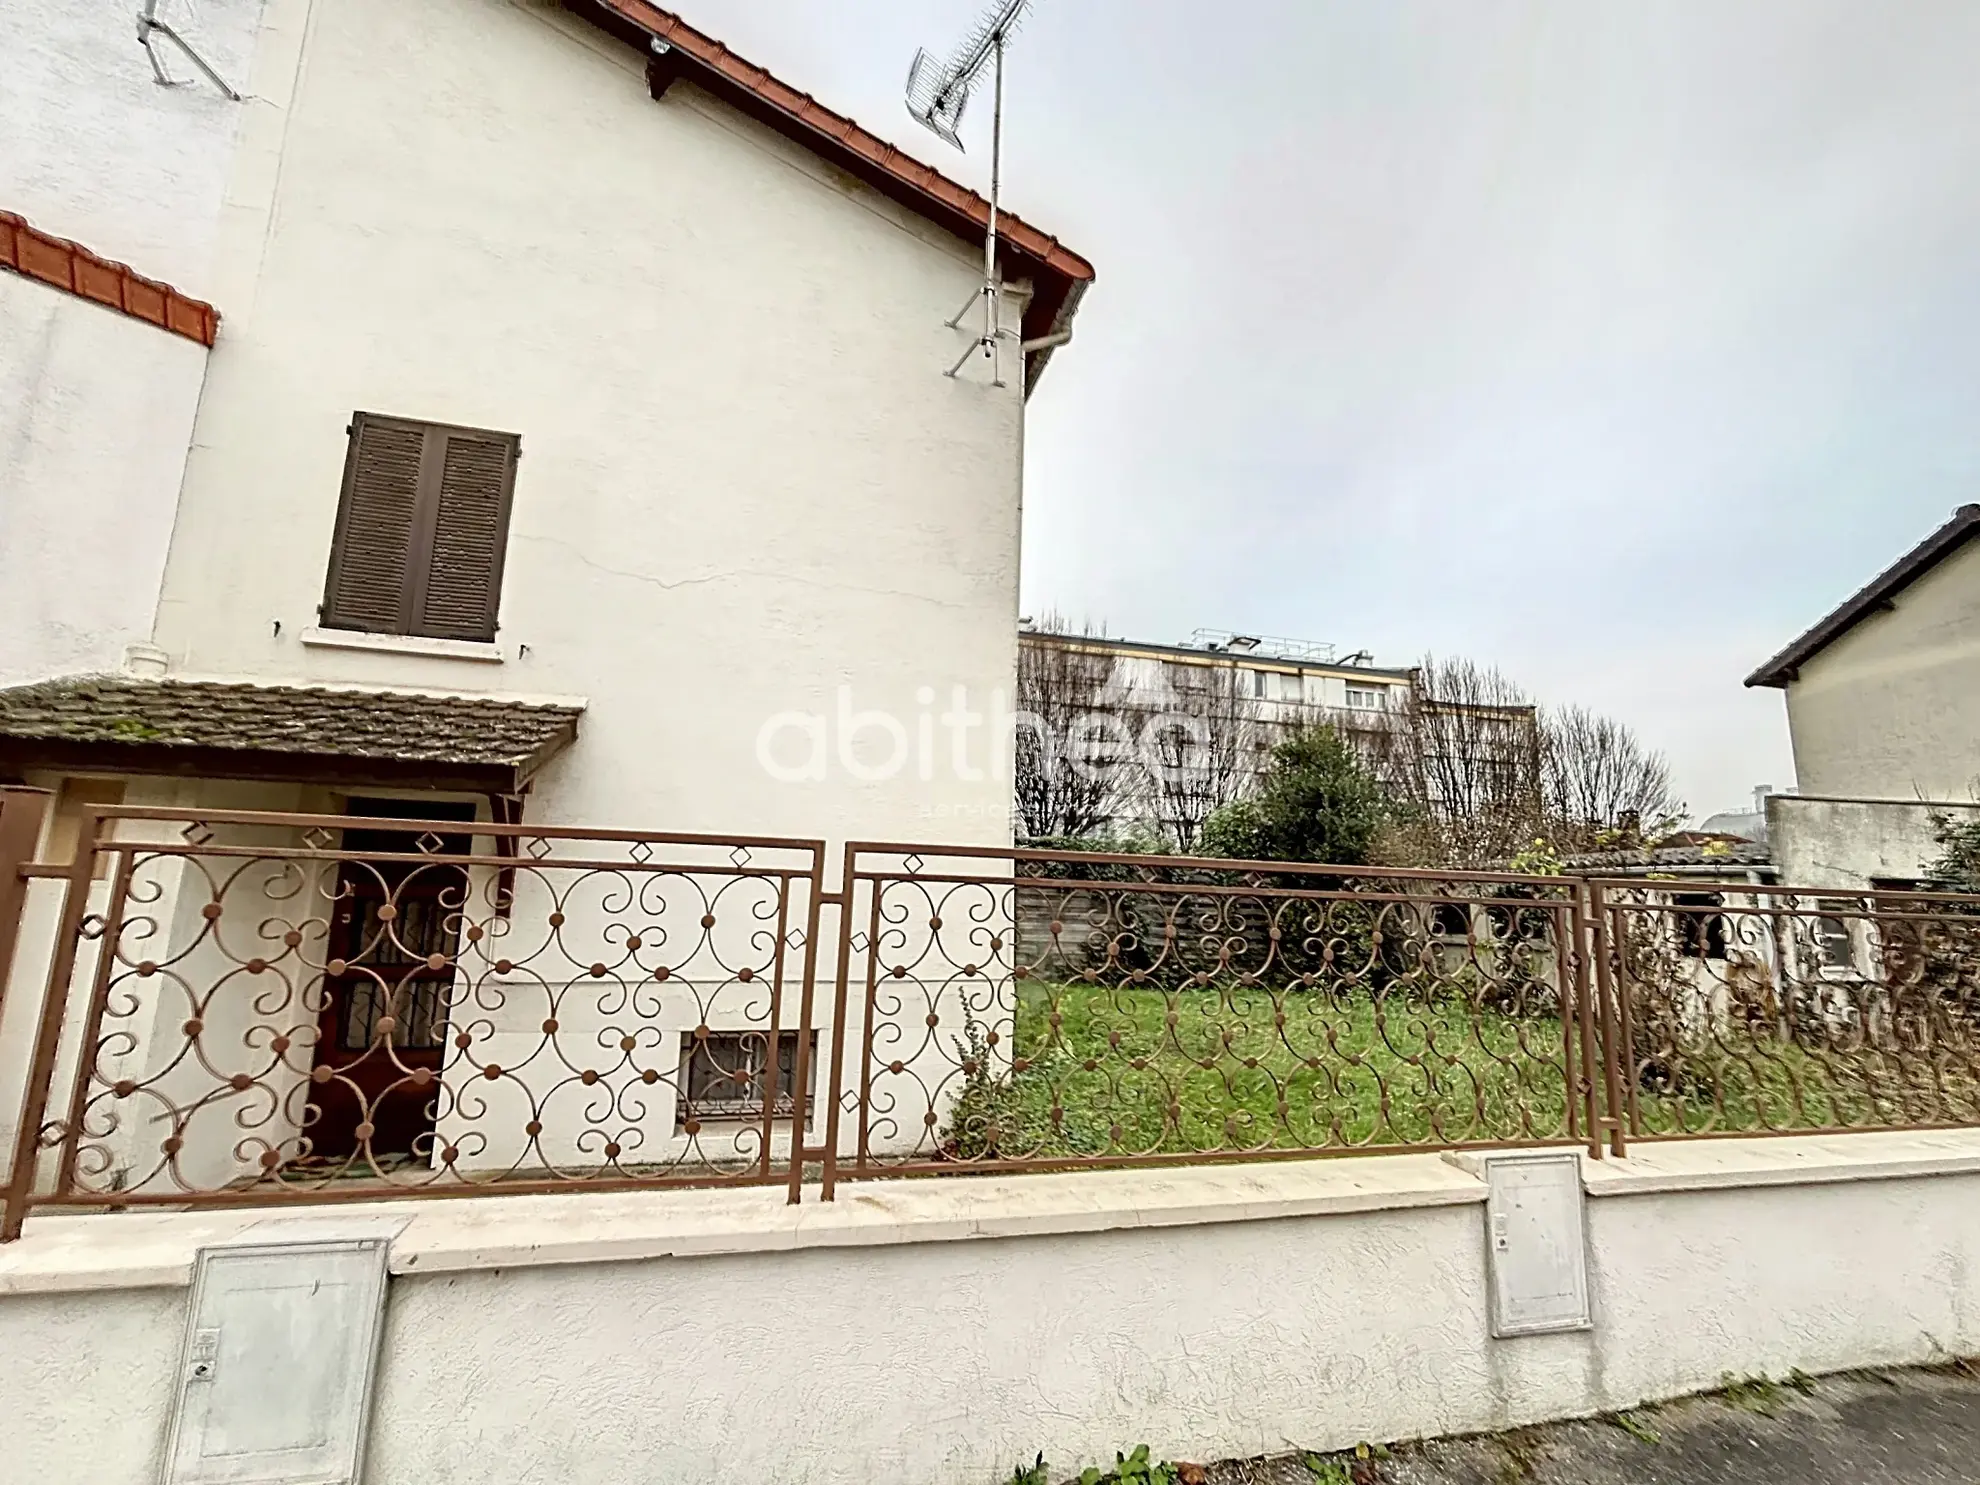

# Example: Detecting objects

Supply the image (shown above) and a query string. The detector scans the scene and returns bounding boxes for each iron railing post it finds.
[782,842,830,1206]
[1567,889,1600,1158]
[1586,882,1629,1158]
[815,841,860,1202]
[0,788,52,1055]
[0,789,53,1211]
[2,797,93,1242]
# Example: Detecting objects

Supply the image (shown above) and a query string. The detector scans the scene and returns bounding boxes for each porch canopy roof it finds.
[0,676,582,794]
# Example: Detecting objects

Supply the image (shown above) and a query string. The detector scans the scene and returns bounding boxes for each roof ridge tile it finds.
[590,0,1092,284]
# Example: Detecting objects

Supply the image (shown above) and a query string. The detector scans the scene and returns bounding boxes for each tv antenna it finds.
[905,0,1034,387]
[137,1,242,101]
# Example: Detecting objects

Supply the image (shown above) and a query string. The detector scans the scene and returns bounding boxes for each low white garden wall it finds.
[4,1132,1979,1485]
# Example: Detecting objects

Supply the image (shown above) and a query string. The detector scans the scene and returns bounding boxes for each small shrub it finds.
[939,1016,1117,1162]
[1716,1372,1784,1415]
[1078,1444,1181,1485]
[1616,911,1721,1102]
[942,1016,1015,1161]
[1609,1411,1660,1445]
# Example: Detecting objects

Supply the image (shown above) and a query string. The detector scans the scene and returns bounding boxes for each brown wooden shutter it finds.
[321,416,425,633]
[321,414,519,642]
[416,432,516,641]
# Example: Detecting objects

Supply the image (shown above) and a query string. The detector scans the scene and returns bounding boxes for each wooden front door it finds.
[305,805,474,1165]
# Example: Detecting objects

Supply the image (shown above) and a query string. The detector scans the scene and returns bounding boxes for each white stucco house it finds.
[0,0,1093,1192]
[1746,504,1980,890]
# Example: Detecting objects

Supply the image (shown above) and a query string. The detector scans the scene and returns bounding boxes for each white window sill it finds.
[299,627,504,663]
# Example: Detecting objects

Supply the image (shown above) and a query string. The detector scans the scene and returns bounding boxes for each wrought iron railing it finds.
[1595,881,1980,1138]
[820,843,1599,1191]
[0,798,826,1235]
[2,792,1978,1238]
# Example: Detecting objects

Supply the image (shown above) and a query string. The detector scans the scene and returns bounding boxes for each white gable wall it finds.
[0,0,262,688]
[0,0,261,301]
[151,0,1029,845]
[1782,537,1980,800]
[0,276,208,687]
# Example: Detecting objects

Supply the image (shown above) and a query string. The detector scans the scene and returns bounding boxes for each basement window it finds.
[1814,903,1857,971]
[1673,893,1728,960]
[676,1030,816,1129]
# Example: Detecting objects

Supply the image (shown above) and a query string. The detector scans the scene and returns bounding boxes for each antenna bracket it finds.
[136,3,242,101]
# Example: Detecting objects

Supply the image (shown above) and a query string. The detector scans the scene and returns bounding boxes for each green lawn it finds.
[1623,1018,1980,1137]
[941,981,1980,1162]
[946,981,1580,1158]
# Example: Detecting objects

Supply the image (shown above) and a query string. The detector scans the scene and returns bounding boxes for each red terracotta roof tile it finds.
[0,210,218,348]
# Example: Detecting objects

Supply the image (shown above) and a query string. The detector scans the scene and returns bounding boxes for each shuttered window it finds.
[320,413,519,642]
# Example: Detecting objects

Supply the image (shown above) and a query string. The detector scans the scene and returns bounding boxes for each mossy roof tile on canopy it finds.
[0,677,581,792]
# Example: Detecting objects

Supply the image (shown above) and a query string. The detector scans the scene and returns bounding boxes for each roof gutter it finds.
[1745,504,1980,688]
[1570,865,1778,882]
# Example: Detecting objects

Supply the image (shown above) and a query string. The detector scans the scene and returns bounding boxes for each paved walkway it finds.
[1199,1366,1980,1485]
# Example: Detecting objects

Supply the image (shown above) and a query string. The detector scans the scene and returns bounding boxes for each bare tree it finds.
[1370,655,1688,865]
[1013,619,1137,840]
[1141,662,1259,851]
[1540,705,1684,852]
[1369,656,1544,867]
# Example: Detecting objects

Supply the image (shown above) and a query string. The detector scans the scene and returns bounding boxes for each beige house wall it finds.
[1768,793,1980,891]
[1781,537,1980,801]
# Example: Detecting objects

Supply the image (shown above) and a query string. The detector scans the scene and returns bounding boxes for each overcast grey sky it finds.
[682,0,1980,819]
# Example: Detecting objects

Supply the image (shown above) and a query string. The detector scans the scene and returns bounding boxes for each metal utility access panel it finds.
[1484,1151,1592,1338]
[162,1238,391,1485]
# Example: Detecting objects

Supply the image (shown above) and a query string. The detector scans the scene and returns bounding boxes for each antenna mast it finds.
[905,0,1034,387]
[136,1,242,100]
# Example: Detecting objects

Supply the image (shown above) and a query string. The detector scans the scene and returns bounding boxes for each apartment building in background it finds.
[1016,625,1540,843]
[1025,626,1414,735]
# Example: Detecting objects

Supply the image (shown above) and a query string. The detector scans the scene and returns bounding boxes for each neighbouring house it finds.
[1556,841,1777,884]
[1544,843,1915,1042]
[1547,497,1980,1015]
[0,0,248,692]
[0,0,1092,1186]
[1747,505,1980,890]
